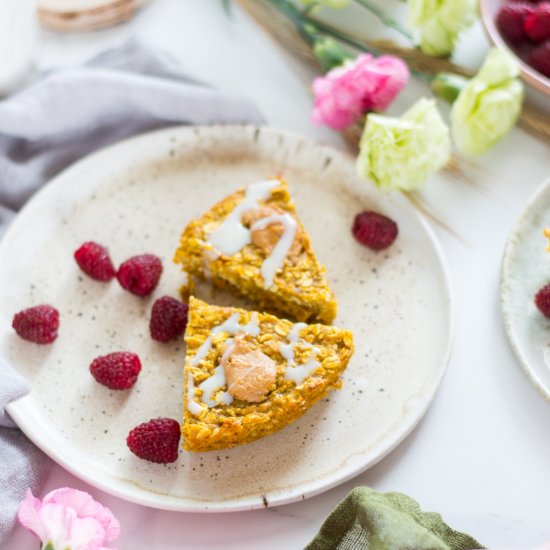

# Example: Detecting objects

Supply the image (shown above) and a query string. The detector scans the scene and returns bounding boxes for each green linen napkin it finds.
[306,487,484,550]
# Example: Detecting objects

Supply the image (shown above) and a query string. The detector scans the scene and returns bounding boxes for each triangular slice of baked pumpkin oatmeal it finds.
[183,297,354,452]
[173,176,337,324]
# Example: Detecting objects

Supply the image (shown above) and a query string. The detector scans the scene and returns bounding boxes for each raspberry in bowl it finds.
[481,0,550,95]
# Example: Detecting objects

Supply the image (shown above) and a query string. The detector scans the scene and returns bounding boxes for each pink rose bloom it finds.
[18,488,121,550]
[311,53,409,130]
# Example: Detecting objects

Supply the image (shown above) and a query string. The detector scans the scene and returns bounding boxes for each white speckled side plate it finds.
[501,178,550,402]
[0,126,451,511]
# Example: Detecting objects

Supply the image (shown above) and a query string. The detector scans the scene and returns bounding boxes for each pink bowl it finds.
[480,0,550,95]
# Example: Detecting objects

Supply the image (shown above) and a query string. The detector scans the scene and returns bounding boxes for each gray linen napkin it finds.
[0,38,262,220]
[0,38,263,542]
[0,357,51,541]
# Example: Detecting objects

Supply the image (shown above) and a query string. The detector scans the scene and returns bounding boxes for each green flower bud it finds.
[313,36,354,71]
[408,0,477,57]
[451,48,524,155]
[357,98,451,192]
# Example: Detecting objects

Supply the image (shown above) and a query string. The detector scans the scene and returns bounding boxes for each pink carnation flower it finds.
[18,488,121,550]
[311,53,409,130]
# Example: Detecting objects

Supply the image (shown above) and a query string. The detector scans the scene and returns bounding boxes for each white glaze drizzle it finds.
[192,313,239,366]
[281,323,320,385]
[279,322,307,366]
[199,365,234,407]
[238,314,261,337]
[250,213,297,288]
[191,313,260,408]
[186,373,204,416]
[206,179,298,289]
[202,248,218,279]
[220,338,235,365]
[204,248,219,261]
[208,180,279,256]
[285,358,320,385]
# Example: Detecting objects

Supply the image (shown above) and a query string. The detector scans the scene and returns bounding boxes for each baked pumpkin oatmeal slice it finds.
[174,176,337,324]
[183,297,354,452]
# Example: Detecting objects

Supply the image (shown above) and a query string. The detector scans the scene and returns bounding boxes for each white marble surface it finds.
[4,0,550,548]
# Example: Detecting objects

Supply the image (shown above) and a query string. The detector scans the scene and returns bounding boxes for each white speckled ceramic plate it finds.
[501,177,550,402]
[1,126,451,511]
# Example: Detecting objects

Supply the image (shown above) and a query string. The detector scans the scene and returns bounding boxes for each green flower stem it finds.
[266,0,317,45]
[267,0,380,55]
[302,2,320,15]
[305,16,380,54]
[314,36,355,70]
[353,0,414,42]
[307,16,432,81]
[265,0,454,89]
[431,72,469,103]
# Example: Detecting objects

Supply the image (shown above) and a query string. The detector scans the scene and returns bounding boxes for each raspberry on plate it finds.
[12,305,59,344]
[126,418,181,464]
[496,3,534,45]
[116,254,163,296]
[535,283,550,317]
[525,4,550,43]
[150,296,189,343]
[529,41,550,77]
[352,211,398,251]
[90,352,141,390]
[74,241,116,282]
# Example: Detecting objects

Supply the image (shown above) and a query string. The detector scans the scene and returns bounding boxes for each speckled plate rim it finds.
[4,125,453,512]
[501,177,550,403]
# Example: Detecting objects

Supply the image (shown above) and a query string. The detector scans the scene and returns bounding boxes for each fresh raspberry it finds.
[90,352,141,390]
[352,211,398,251]
[535,284,550,317]
[496,3,534,45]
[529,41,550,77]
[150,296,189,343]
[116,254,162,296]
[126,418,181,463]
[525,4,550,42]
[12,305,59,344]
[74,241,116,282]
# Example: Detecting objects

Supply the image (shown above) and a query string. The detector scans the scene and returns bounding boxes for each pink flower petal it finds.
[18,489,48,543]
[67,516,107,549]
[368,56,410,111]
[44,488,102,518]
[311,53,409,129]
[98,511,121,544]
[39,504,72,549]
[43,487,120,542]
[19,487,121,549]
